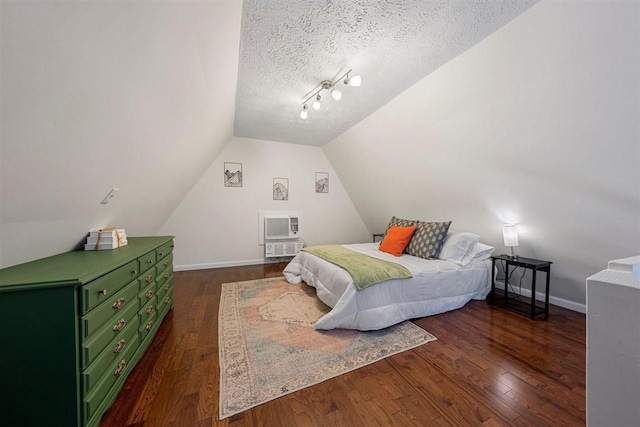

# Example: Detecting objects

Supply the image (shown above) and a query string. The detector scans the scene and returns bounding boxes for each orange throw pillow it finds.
[379,225,417,257]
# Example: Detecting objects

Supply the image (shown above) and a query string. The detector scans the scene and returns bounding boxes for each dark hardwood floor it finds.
[100,264,586,426]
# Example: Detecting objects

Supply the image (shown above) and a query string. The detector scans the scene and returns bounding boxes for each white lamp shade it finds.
[312,95,321,110]
[331,88,342,100]
[300,105,308,119]
[346,74,362,87]
[503,224,519,247]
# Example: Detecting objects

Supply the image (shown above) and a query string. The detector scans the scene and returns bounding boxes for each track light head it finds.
[300,104,308,119]
[331,88,342,100]
[344,74,362,87]
[312,94,321,110]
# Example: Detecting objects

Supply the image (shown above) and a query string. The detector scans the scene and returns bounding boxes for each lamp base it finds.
[509,247,519,260]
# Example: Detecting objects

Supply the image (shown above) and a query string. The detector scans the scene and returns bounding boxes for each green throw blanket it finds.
[302,245,412,291]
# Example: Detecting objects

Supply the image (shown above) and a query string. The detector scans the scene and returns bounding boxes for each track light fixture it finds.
[299,69,362,119]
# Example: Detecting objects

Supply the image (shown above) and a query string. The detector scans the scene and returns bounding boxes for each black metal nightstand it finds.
[491,255,552,319]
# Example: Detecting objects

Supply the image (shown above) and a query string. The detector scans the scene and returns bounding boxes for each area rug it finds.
[218,277,437,419]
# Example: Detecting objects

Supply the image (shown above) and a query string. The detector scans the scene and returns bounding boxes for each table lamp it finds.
[503,224,519,260]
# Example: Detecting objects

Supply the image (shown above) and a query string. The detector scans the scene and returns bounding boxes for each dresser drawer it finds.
[139,296,157,325]
[158,287,174,319]
[81,300,138,369]
[82,332,138,424]
[157,252,173,271]
[156,241,174,262]
[138,269,156,291]
[82,260,138,314]
[81,280,138,339]
[156,263,173,289]
[139,311,158,343]
[138,281,156,307]
[138,251,156,275]
[157,273,173,300]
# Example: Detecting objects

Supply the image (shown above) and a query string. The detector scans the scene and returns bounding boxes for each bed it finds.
[283,240,493,331]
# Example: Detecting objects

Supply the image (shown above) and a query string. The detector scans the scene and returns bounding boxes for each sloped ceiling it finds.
[234,0,539,146]
[0,0,242,267]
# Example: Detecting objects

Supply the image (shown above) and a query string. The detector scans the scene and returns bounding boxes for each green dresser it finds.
[0,236,175,427]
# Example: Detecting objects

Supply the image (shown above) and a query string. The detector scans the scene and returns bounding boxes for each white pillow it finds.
[438,232,480,264]
[471,242,495,261]
[459,242,496,265]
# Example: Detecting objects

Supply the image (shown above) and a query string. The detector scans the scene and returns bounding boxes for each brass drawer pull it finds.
[145,290,154,299]
[164,272,170,279]
[131,269,137,276]
[164,260,170,267]
[113,318,126,332]
[99,289,108,296]
[146,305,154,314]
[145,275,153,283]
[114,359,126,376]
[146,320,154,330]
[164,284,170,291]
[113,339,126,353]
[113,298,125,310]
[159,252,164,257]
[164,297,170,304]
[147,259,153,265]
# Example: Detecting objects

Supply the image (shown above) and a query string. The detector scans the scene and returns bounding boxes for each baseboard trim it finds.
[174,258,278,272]
[495,280,586,314]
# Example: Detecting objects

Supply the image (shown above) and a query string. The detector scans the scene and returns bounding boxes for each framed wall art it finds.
[224,162,242,187]
[273,178,288,200]
[315,172,329,193]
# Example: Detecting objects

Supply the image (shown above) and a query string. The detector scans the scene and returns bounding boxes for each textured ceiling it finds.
[234,0,539,146]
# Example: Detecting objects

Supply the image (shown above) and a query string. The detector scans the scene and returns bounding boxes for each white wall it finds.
[323,0,640,307]
[0,1,242,268]
[158,137,370,269]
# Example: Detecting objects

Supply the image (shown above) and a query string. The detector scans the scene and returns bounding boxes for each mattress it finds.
[283,243,492,330]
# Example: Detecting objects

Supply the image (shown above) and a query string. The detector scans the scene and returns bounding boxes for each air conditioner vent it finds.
[265,217,290,239]
[265,239,303,257]
[264,215,299,240]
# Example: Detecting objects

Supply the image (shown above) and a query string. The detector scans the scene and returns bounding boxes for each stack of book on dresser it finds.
[84,228,127,250]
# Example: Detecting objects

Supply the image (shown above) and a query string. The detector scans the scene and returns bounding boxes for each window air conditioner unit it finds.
[264,215,299,240]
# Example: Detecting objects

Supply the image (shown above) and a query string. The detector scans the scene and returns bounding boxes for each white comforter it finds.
[283,243,492,330]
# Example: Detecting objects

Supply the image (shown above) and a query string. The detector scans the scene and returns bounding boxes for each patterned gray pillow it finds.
[383,216,418,240]
[405,221,452,259]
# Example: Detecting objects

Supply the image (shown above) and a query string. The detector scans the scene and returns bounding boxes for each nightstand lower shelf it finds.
[492,289,547,318]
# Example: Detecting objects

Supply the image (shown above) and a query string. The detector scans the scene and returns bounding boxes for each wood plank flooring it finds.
[100,264,586,426]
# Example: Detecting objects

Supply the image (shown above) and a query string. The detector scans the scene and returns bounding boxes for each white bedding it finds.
[283,243,492,330]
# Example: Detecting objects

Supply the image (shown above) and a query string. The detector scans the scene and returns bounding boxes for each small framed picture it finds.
[273,177,289,200]
[224,162,242,187]
[315,172,329,193]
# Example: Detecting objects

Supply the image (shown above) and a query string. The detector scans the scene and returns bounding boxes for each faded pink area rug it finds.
[218,277,437,419]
